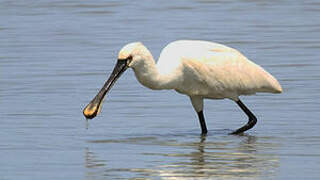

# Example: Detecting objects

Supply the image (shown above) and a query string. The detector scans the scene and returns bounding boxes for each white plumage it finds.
[155,40,282,98]
[84,40,282,135]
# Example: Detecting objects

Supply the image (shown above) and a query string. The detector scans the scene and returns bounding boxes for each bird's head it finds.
[83,42,144,119]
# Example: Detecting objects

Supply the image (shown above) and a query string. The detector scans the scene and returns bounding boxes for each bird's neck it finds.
[131,55,176,90]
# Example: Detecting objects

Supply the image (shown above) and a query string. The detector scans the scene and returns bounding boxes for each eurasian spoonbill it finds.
[83,40,282,135]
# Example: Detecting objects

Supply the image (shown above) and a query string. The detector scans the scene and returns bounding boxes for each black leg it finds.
[197,110,208,135]
[230,99,257,135]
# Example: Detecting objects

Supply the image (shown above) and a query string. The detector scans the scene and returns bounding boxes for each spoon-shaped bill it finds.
[83,60,128,119]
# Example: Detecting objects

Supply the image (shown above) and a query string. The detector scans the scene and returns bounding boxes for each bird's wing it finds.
[157,40,281,97]
[179,49,281,98]
[157,40,239,74]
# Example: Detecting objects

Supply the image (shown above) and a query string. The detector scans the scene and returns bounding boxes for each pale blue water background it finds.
[1,0,320,179]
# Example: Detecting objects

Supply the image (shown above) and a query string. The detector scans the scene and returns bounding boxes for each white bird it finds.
[83,40,282,135]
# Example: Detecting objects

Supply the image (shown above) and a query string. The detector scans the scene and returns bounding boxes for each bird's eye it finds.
[126,55,133,65]
[127,55,133,60]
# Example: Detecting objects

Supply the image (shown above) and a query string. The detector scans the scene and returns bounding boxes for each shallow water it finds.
[1,0,320,179]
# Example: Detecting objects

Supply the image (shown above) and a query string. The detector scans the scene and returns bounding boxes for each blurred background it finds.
[1,0,319,179]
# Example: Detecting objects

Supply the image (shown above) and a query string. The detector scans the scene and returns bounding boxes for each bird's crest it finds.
[118,42,143,60]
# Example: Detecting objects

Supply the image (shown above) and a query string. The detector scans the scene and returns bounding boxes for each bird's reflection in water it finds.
[85,133,279,179]
[168,135,277,179]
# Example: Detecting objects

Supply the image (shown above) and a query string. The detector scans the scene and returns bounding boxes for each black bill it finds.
[83,60,128,119]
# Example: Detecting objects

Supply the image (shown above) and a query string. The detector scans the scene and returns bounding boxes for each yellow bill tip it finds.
[83,103,99,119]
